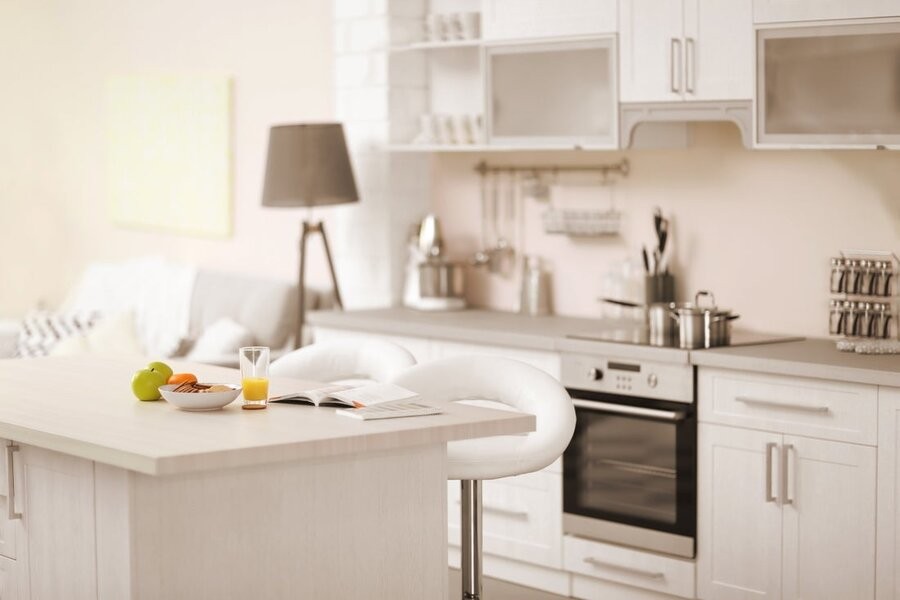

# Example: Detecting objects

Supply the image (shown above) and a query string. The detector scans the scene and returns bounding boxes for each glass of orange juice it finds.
[239,346,270,410]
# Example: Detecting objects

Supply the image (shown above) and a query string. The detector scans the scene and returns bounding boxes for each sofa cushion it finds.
[189,270,297,351]
[186,317,254,363]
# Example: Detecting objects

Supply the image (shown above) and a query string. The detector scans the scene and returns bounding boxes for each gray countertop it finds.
[308,308,900,388]
[692,338,900,388]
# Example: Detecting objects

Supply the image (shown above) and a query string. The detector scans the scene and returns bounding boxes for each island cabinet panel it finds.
[0,555,18,600]
[17,445,97,600]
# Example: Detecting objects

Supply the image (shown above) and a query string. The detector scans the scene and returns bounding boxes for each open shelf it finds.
[386,143,617,153]
[390,39,482,53]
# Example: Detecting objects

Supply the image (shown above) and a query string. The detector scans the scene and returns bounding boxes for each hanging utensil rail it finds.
[474,158,630,178]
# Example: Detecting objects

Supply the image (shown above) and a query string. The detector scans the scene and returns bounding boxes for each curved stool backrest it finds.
[270,340,416,384]
[392,354,575,480]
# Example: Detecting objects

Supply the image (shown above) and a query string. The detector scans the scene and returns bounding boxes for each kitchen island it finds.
[0,356,533,599]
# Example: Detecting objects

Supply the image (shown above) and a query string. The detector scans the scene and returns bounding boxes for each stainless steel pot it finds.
[600,298,677,345]
[670,291,739,349]
[418,259,466,299]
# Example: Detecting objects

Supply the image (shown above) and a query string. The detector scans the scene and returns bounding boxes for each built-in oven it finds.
[561,352,696,558]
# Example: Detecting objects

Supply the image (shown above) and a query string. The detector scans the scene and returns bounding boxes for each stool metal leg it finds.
[461,479,483,600]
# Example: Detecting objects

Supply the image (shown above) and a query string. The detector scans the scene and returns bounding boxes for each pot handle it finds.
[598,297,642,308]
[711,314,741,323]
[695,290,716,309]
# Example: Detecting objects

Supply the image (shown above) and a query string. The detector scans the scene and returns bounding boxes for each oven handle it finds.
[572,399,686,422]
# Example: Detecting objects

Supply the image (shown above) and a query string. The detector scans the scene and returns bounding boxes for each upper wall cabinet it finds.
[619,0,754,102]
[756,21,900,148]
[487,38,618,148]
[754,0,900,24]
[482,0,617,41]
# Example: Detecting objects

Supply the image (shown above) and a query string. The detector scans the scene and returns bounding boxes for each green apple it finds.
[132,368,166,401]
[147,361,173,382]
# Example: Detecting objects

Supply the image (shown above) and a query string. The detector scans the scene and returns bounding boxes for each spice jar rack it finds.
[829,250,899,353]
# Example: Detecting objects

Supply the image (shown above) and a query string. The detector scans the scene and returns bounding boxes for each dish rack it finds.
[542,208,621,236]
[829,249,899,354]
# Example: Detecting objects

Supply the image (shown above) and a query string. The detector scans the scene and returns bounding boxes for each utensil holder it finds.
[645,273,675,305]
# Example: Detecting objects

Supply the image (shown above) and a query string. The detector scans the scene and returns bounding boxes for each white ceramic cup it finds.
[424,14,442,42]
[459,12,480,39]
[413,114,437,145]
[436,115,456,144]
[444,13,463,40]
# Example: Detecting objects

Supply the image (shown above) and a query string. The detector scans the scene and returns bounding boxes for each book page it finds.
[271,384,353,405]
[329,383,419,407]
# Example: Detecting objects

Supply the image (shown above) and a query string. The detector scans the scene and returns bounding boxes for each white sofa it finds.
[1,260,310,367]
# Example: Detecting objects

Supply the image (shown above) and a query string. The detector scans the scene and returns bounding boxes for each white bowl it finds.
[159,383,241,411]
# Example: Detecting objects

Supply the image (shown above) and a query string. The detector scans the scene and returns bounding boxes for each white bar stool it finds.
[393,356,576,600]
[270,339,416,384]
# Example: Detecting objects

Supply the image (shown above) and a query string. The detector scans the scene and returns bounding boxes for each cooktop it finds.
[566,327,803,349]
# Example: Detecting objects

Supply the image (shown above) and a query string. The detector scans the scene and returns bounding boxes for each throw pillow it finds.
[186,317,254,363]
[16,310,101,358]
[49,311,144,357]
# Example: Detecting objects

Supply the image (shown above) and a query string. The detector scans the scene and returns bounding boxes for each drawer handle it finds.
[765,442,777,503]
[583,557,665,580]
[454,499,528,519]
[6,444,21,520]
[735,396,830,414]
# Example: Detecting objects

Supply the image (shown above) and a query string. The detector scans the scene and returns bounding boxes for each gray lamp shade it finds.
[261,123,359,207]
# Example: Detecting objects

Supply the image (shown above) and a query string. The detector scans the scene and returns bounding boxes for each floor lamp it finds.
[262,123,359,348]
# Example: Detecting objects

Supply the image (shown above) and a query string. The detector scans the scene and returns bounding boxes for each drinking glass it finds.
[239,346,270,410]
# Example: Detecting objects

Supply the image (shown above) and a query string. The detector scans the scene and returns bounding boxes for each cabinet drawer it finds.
[448,470,563,568]
[698,368,877,445]
[564,535,695,598]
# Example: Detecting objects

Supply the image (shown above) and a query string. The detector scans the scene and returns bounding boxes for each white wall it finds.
[432,124,900,338]
[0,0,335,317]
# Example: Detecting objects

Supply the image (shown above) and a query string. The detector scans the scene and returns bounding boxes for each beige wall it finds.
[0,0,334,317]
[433,124,900,338]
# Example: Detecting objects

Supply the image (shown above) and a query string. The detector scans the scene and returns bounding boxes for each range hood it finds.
[619,101,753,149]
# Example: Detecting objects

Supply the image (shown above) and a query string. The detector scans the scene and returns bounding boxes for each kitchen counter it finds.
[0,355,531,476]
[0,355,531,598]
[310,308,900,387]
[691,337,900,388]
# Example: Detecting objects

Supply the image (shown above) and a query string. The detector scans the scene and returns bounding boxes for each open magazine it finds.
[269,382,420,408]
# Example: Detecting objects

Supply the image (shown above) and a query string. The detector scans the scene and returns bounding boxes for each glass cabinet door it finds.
[487,38,617,147]
[757,22,900,147]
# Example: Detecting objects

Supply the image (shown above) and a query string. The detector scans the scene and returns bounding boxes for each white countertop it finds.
[0,356,534,476]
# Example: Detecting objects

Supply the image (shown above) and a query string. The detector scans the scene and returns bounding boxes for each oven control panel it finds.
[560,353,694,403]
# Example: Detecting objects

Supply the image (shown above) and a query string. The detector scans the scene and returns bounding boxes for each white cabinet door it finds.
[18,445,97,600]
[753,0,900,23]
[683,0,754,100]
[781,436,876,600]
[878,387,900,600]
[697,423,782,600]
[619,0,685,102]
[483,0,617,40]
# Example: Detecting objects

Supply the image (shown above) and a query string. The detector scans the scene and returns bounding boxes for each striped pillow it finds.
[15,310,102,358]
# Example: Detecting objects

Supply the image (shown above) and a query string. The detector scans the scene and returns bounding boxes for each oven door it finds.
[563,389,696,558]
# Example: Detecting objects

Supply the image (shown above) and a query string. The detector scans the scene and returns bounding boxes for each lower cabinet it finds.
[447,469,563,568]
[0,441,97,600]
[877,387,900,600]
[697,423,876,600]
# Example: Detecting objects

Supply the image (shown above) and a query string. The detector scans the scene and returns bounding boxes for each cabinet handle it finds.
[765,442,777,503]
[685,37,696,94]
[583,557,665,580]
[735,396,831,414]
[782,444,794,506]
[6,444,21,520]
[670,38,683,94]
